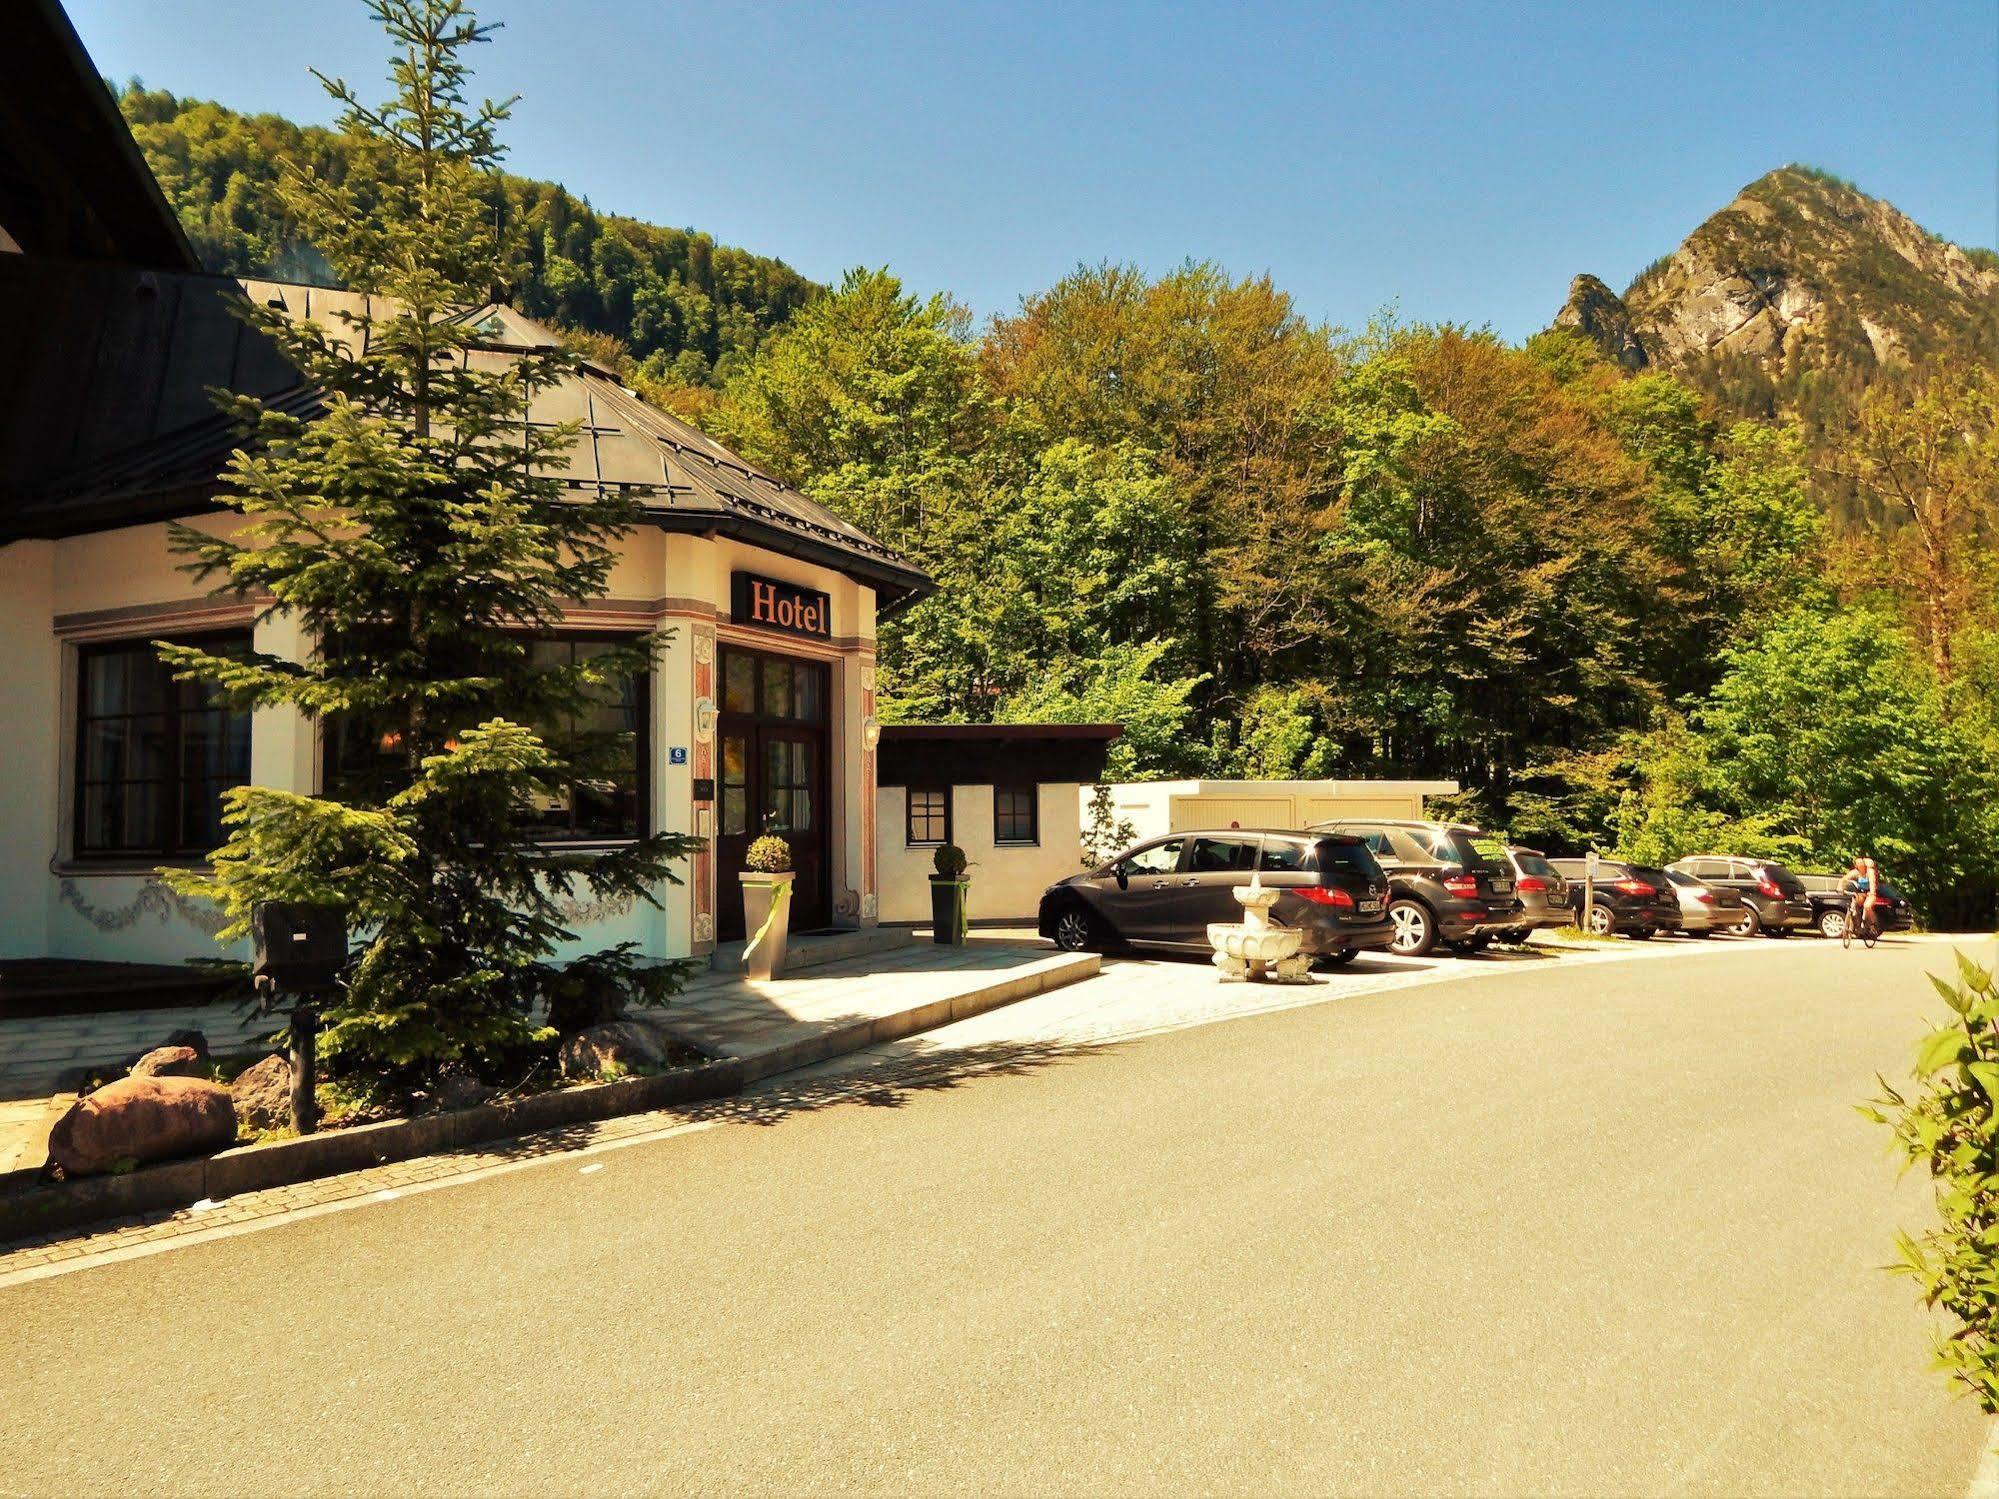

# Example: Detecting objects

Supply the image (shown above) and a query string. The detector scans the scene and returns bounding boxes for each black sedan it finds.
[1039,829,1395,964]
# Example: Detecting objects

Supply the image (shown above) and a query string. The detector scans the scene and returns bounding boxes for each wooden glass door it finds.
[715,646,831,939]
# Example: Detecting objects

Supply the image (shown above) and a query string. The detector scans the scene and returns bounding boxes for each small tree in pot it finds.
[741,835,795,979]
[930,843,972,945]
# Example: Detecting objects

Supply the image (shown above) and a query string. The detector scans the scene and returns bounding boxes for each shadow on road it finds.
[686,1035,1115,1129]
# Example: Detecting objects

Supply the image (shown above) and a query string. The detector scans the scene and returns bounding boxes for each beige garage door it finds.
[1298,794,1422,825]
[1168,795,1297,831]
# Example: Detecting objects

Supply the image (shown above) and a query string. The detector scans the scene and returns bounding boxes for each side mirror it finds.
[1115,869,1129,890]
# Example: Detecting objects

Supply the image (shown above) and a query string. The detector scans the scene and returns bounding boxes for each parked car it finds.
[1664,856,1814,937]
[1547,858,1681,937]
[1488,846,1572,943]
[1795,873,1916,939]
[1307,819,1523,957]
[1662,868,1747,935]
[1039,829,1394,963]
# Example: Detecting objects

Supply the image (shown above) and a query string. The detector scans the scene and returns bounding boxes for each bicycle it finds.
[1842,897,1881,950]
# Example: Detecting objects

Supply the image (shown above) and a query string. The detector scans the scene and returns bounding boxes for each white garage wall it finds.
[1108,779,1461,846]
[877,782,1087,924]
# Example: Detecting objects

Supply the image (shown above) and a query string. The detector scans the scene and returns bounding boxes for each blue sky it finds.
[71,0,1999,342]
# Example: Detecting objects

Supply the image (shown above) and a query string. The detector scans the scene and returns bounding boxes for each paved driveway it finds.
[0,935,1988,1496]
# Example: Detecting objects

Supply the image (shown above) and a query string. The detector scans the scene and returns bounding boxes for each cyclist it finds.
[1838,854,1885,943]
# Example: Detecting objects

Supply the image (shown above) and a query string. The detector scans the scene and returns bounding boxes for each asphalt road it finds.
[1,937,1989,1497]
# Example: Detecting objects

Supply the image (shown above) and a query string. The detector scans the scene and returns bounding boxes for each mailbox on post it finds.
[249,902,347,1136]
[251,902,347,995]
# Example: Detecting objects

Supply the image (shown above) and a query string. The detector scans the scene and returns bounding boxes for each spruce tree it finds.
[161,0,700,1090]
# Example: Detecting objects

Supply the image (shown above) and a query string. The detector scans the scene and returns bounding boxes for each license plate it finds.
[1490,878,1512,894]
[1358,898,1382,913]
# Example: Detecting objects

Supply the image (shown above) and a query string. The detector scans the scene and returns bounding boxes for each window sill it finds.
[993,841,1041,850]
[56,859,210,878]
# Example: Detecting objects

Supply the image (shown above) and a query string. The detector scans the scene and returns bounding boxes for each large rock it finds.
[162,1028,210,1060]
[230,1054,296,1134]
[47,1075,236,1177]
[129,1045,204,1080]
[560,1020,664,1080]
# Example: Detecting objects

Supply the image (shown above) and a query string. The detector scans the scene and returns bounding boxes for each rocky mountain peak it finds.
[1553,274,1649,370]
[1552,165,1998,417]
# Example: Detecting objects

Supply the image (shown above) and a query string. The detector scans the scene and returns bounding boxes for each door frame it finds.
[714,643,834,939]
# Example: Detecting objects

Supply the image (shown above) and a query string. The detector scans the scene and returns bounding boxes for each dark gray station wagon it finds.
[1039,829,1394,964]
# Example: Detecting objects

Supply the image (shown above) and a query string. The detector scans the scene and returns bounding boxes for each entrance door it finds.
[715,647,831,939]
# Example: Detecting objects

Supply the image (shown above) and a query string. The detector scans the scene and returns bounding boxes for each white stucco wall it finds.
[876,782,1086,924]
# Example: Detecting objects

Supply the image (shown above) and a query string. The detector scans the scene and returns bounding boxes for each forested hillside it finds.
[117,84,821,388]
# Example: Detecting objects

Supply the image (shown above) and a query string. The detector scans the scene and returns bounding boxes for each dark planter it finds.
[930,876,971,944]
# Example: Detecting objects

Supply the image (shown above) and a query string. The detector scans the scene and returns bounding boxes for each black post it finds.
[289,1005,319,1136]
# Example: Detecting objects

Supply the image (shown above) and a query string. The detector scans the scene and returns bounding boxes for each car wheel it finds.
[1584,903,1616,937]
[1318,948,1360,968]
[1388,899,1436,957]
[1730,906,1761,938]
[1629,926,1654,940]
[1819,909,1847,940]
[1051,903,1099,953]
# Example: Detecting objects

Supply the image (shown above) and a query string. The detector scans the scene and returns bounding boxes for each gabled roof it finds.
[1,0,197,268]
[1,266,932,607]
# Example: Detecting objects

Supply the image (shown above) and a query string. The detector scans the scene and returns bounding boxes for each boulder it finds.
[437,1073,496,1110]
[47,1075,236,1177]
[162,1028,210,1060]
[230,1054,296,1134]
[560,1020,664,1079]
[129,1045,205,1080]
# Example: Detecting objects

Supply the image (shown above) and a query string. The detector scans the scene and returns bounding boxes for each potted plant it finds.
[740,835,795,979]
[930,843,972,945]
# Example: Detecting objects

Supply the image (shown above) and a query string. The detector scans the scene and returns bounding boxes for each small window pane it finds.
[85,719,168,782]
[722,735,747,783]
[994,786,1037,845]
[793,665,822,723]
[906,788,949,846]
[759,660,792,719]
[721,786,748,836]
[723,653,755,714]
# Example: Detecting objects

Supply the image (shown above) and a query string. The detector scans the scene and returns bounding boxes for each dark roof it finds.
[878,724,1122,788]
[879,724,1123,743]
[0,265,932,608]
[1,0,197,268]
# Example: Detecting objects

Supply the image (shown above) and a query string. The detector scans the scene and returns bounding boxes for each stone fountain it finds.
[1207,874,1315,983]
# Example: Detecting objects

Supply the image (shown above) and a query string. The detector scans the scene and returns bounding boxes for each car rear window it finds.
[1310,837,1384,881]
[1259,838,1309,873]
[1512,851,1557,878]
[1758,863,1807,895]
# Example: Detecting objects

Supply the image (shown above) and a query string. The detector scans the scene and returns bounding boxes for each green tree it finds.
[998,640,1209,780]
[161,0,700,1090]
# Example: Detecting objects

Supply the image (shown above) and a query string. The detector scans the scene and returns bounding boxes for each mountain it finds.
[1556,166,1999,429]
[115,85,823,387]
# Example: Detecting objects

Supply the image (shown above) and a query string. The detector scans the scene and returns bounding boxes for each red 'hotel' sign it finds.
[732,571,832,640]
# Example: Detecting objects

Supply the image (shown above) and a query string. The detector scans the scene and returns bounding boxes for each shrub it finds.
[1864,951,1999,1411]
[932,844,969,879]
[745,835,793,873]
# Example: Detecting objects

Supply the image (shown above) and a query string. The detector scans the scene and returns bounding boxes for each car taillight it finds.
[1696,890,1716,904]
[1612,879,1655,896]
[1756,879,1782,898]
[1294,885,1356,909]
[1516,875,1547,893]
[1442,874,1479,898]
